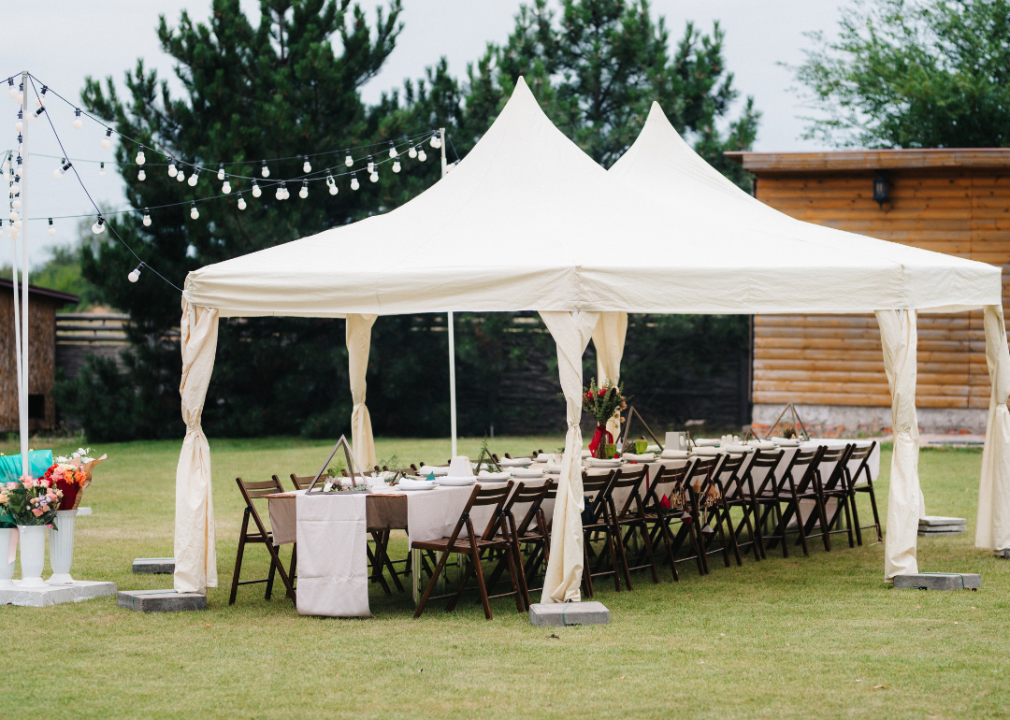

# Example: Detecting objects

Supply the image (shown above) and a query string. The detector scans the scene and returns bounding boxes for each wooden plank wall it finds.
[753,168,1008,409]
[0,291,59,431]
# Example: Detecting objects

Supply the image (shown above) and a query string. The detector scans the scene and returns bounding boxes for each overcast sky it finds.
[1,0,844,268]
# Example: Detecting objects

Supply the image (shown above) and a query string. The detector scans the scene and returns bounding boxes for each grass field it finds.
[0,435,1006,719]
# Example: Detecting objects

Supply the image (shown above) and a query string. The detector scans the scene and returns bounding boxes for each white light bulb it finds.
[261,162,270,178]
[7,85,16,100]
[26,112,35,123]
[48,223,56,237]
[367,159,374,173]
[252,182,262,198]
[344,154,353,167]
[237,195,247,210]
[168,161,177,177]
[176,171,186,183]
[16,165,23,177]
[418,149,427,162]
[350,174,359,190]
[101,134,111,150]
[138,169,146,181]
[329,183,338,195]
[73,117,83,130]
[190,204,199,220]
[430,133,440,148]
[53,168,63,180]
[92,220,105,234]
[217,165,225,181]
[35,95,41,108]
[408,145,417,159]
[13,219,21,229]
[222,181,232,194]
[128,269,141,283]
[10,183,18,195]
[392,160,401,173]
[143,212,152,227]
[276,185,285,200]
[303,158,312,173]
[15,119,22,132]
[2,159,10,171]
[370,170,378,183]
[299,184,308,199]
[135,149,146,165]
[188,173,198,187]
[16,92,23,105]
[12,199,20,209]
[99,162,106,178]
[9,210,17,222]
[389,145,397,159]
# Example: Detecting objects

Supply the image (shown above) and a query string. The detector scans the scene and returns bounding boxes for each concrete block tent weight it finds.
[179,77,1005,600]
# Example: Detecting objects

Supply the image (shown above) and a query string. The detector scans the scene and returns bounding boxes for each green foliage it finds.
[794,0,1010,147]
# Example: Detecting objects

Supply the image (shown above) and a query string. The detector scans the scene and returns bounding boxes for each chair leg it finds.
[604,526,624,592]
[414,548,453,619]
[446,554,477,612]
[367,535,392,596]
[582,530,595,598]
[611,517,634,591]
[469,538,494,620]
[849,490,865,546]
[638,520,660,583]
[263,537,296,601]
[737,504,762,562]
[866,485,883,541]
[288,544,298,588]
[505,538,526,614]
[656,516,679,581]
[230,511,251,606]
[265,551,277,600]
[717,502,743,567]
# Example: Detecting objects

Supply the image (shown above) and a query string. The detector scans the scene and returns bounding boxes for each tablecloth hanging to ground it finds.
[347,314,378,472]
[876,309,925,579]
[295,492,370,617]
[175,300,220,595]
[540,310,599,603]
[976,304,1010,552]
[592,311,628,443]
[176,77,1005,595]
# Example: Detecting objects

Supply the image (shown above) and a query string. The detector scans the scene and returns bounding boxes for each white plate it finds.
[691,447,721,456]
[398,480,438,491]
[437,477,477,487]
[585,458,623,468]
[661,450,690,459]
[770,437,801,447]
[498,458,532,467]
[622,453,656,462]
[511,468,546,478]
[693,438,721,447]
[416,465,449,476]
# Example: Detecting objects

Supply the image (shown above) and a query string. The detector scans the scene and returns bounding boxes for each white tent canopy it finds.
[176,78,1008,598]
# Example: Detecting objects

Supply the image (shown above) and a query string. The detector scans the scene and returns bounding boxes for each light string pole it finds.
[13,70,30,477]
[441,127,457,458]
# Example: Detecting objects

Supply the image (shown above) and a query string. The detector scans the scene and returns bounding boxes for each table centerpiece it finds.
[583,378,628,459]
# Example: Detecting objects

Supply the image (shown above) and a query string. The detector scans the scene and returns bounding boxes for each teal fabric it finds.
[0,450,54,482]
[0,451,54,528]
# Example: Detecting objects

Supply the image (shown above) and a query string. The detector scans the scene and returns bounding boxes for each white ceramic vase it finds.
[0,528,15,587]
[48,509,76,585]
[18,525,46,588]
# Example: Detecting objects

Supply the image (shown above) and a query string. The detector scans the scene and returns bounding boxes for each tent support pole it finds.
[18,70,29,477]
[441,127,458,458]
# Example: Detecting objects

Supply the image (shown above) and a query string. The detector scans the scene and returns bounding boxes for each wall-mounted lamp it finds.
[873,171,890,208]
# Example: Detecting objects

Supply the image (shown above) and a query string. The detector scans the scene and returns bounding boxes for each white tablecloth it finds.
[295,492,370,617]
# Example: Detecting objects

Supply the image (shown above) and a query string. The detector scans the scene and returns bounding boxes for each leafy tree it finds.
[794,0,1010,148]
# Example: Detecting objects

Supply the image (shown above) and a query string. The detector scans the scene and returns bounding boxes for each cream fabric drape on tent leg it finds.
[975,304,1010,552]
[592,312,628,443]
[174,301,220,594]
[347,314,378,472]
[539,310,600,603]
[875,309,924,579]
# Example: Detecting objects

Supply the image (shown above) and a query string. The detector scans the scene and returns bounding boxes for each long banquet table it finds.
[267,440,880,615]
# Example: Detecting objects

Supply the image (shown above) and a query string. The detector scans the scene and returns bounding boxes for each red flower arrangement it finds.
[582,378,628,458]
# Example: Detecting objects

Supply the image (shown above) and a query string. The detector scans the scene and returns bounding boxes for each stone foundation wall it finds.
[752,403,988,437]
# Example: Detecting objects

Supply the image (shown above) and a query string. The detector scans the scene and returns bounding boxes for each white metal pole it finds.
[10,216,24,474]
[18,71,29,477]
[441,127,458,458]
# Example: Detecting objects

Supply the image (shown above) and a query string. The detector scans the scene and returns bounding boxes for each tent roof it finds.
[184,82,1002,318]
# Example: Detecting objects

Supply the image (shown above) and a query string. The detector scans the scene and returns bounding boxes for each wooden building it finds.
[726,149,1010,434]
[1,279,79,432]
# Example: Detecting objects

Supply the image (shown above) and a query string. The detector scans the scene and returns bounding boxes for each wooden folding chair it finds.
[683,457,738,573]
[413,482,523,620]
[642,462,704,578]
[230,476,296,605]
[484,480,551,609]
[755,446,829,557]
[581,471,622,598]
[732,449,783,560]
[804,444,856,550]
[710,452,762,562]
[607,464,660,589]
[844,441,882,544]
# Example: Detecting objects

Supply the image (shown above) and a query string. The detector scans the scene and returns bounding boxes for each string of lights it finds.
[4,72,451,292]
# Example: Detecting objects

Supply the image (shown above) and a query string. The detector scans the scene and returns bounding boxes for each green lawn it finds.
[0,435,1006,719]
